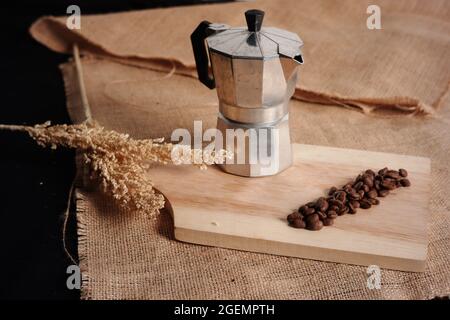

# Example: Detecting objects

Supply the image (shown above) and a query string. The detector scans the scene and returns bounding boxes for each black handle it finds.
[245,9,265,32]
[191,21,215,89]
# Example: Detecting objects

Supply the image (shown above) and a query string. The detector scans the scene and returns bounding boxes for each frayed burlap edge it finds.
[74,190,91,300]
[60,46,94,300]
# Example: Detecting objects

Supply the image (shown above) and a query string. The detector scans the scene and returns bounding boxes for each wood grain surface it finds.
[152,144,431,272]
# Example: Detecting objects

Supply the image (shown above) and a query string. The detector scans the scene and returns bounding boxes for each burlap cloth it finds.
[32,0,450,115]
[31,0,450,299]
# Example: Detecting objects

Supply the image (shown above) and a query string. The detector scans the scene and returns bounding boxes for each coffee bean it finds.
[374,180,381,191]
[367,189,378,199]
[291,219,306,229]
[353,181,364,190]
[340,206,349,215]
[304,207,315,216]
[335,191,346,202]
[329,199,344,209]
[350,200,360,208]
[306,220,323,231]
[317,211,327,220]
[287,212,302,223]
[316,197,329,212]
[400,178,411,187]
[343,187,353,195]
[399,168,408,177]
[348,202,357,214]
[349,193,361,201]
[329,205,339,212]
[381,179,397,190]
[363,176,374,188]
[288,167,411,231]
[306,201,316,207]
[306,214,319,225]
[327,211,338,219]
[360,200,372,209]
[328,186,337,195]
[386,170,401,179]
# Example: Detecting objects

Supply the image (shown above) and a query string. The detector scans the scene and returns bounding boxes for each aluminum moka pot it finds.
[191,9,304,177]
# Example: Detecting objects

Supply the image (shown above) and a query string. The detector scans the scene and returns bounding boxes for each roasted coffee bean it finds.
[400,178,411,187]
[328,186,337,195]
[305,213,319,225]
[399,168,408,177]
[348,202,357,214]
[340,206,349,215]
[381,179,397,190]
[289,167,411,231]
[360,200,372,209]
[287,212,302,223]
[329,199,344,209]
[317,211,327,220]
[386,170,401,179]
[335,191,346,202]
[367,189,378,199]
[291,219,306,229]
[343,187,353,195]
[363,175,374,188]
[327,211,338,219]
[329,205,339,212]
[319,202,329,212]
[316,197,329,212]
[374,180,381,191]
[306,220,323,231]
[348,192,361,200]
[353,181,364,190]
[350,200,360,208]
[304,207,316,216]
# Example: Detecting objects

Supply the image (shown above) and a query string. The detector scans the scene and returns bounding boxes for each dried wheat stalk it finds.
[0,121,230,215]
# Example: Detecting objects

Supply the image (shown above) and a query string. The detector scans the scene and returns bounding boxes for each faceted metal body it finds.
[210,52,299,124]
[216,113,292,177]
[204,22,303,177]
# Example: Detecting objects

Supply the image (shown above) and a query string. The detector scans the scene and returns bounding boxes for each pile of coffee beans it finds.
[287,168,411,231]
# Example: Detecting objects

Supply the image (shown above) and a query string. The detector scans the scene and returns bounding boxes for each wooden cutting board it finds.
[152,144,430,272]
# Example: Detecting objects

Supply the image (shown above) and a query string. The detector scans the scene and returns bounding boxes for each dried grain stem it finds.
[0,122,230,216]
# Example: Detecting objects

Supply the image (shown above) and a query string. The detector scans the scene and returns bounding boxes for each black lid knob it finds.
[245,9,265,32]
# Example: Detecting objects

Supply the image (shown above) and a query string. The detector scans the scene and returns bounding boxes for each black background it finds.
[0,0,447,302]
[0,0,229,300]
